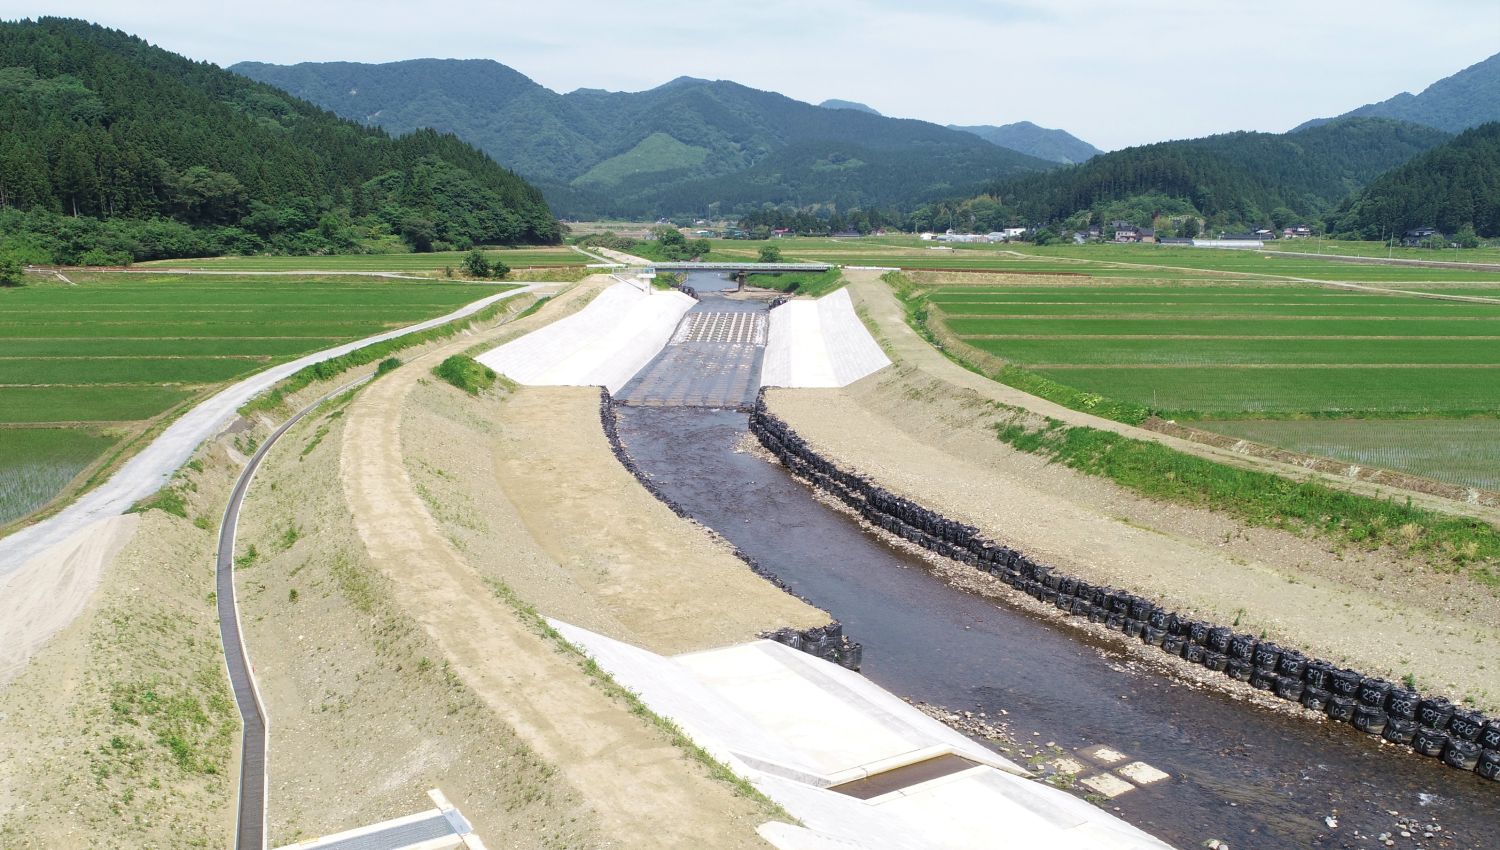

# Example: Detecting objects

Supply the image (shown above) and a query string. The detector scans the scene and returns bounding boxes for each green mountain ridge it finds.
[0,19,557,263]
[1331,122,1500,238]
[918,118,1451,232]
[231,58,1059,218]
[1296,51,1500,134]
[949,121,1103,164]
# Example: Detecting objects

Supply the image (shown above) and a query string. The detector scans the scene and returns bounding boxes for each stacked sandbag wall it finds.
[598,389,862,671]
[749,392,1498,782]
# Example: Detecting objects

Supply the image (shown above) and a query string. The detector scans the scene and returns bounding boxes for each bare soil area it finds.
[0,444,241,848]
[765,273,1500,711]
[405,383,825,654]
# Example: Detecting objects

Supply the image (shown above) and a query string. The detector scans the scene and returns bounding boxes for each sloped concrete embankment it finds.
[750,398,1500,782]
[761,288,890,389]
[477,282,693,392]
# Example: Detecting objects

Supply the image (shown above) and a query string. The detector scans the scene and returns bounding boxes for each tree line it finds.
[0,18,559,265]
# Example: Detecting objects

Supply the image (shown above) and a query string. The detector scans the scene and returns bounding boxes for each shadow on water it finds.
[613,406,1497,850]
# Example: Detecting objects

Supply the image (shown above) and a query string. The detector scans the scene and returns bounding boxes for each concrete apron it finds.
[552,620,1176,850]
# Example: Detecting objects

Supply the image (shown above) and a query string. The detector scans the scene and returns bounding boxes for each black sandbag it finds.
[1477,748,1500,781]
[1413,727,1450,758]
[1383,717,1418,745]
[1275,675,1305,702]
[1189,621,1211,646]
[1203,651,1229,672]
[1442,739,1481,772]
[1301,686,1331,712]
[1227,658,1253,682]
[1229,634,1257,662]
[1250,668,1277,691]
[1326,695,1358,723]
[1329,668,1363,699]
[1148,608,1171,630]
[1253,643,1282,672]
[1385,689,1419,721]
[1303,660,1333,691]
[1449,709,1485,743]
[1183,643,1206,664]
[1276,650,1307,678]
[1482,719,1500,752]
[1129,598,1155,621]
[1088,606,1108,624]
[1142,625,1166,647]
[1417,697,1455,731]
[1352,704,1389,736]
[1358,678,1393,709]
[1070,597,1092,616]
[1162,634,1187,656]
[1124,619,1146,639]
[1208,627,1233,654]
[1107,613,1126,631]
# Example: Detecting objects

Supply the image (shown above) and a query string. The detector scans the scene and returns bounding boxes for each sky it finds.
[5,1,1498,150]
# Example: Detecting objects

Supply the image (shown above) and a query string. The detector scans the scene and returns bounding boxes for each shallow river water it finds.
[614,406,1498,850]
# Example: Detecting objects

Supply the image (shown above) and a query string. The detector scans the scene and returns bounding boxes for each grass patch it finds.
[746,269,844,297]
[242,292,518,414]
[484,577,797,823]
[993,410,1499,581]
[432,355,497,395]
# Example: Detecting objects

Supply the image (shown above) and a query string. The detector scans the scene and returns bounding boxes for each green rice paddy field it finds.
[926,280,1500,489]
[0,273,505,526]
[715,236,1500,284]
[135,246,589,272]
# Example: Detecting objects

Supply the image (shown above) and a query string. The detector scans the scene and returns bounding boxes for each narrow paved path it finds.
[216,375,372,850]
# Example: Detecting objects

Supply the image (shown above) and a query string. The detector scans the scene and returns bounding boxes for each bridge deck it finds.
[649,262,831,272]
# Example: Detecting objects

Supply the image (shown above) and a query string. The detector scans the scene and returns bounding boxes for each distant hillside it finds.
[819,99,881,115]
[918,118,1450,232]
[233,59,1057,218]
[1332,122,1500,238]
[1297,52,1500,134]
[950,121,1102,164]
[0,19,557,264]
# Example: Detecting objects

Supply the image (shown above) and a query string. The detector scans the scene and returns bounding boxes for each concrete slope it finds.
[762,289,891,388]
[0,286,532,579]
[477,283,694,392]
[555,621,1176,850]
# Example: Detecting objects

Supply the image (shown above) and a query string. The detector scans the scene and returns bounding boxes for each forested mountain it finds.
[949,122,1102,164]
[819,99,880,115]
[0,19,557,264]
[1296,52,1500,134]
[915,118,1450,233]
[1330,122,1500,238]
[232,58,1057,219]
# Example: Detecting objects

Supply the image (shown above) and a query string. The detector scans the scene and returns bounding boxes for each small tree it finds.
[1454,225,1480,249]
[463,249,491,278]
[757,244,783,263]
[0,254,23,286]
[489,258,510,279]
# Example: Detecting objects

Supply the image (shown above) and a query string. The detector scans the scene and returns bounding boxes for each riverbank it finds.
[762,273,1500,713]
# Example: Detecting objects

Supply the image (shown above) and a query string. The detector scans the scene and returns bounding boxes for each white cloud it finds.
[2,0,1496,149]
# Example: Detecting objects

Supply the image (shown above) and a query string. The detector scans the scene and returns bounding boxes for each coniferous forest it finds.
[0,18,559,265]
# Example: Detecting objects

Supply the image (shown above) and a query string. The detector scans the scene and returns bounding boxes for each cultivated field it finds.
[707,235,1500,283]
[919,278,1500,490]
[0,273,506,526]
[134,246,589,272]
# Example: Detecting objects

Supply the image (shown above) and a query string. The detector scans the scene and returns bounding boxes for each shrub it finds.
[432,355,497,395]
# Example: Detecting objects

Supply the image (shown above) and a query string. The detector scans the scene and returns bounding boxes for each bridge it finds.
[649,262,832,272]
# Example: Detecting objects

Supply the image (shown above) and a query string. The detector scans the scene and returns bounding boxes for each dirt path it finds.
[849,269,1500,525]
[337,291,782,848]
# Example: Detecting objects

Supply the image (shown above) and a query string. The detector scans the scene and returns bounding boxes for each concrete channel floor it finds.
[616,295,770,408]
[553,620,1176,850]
